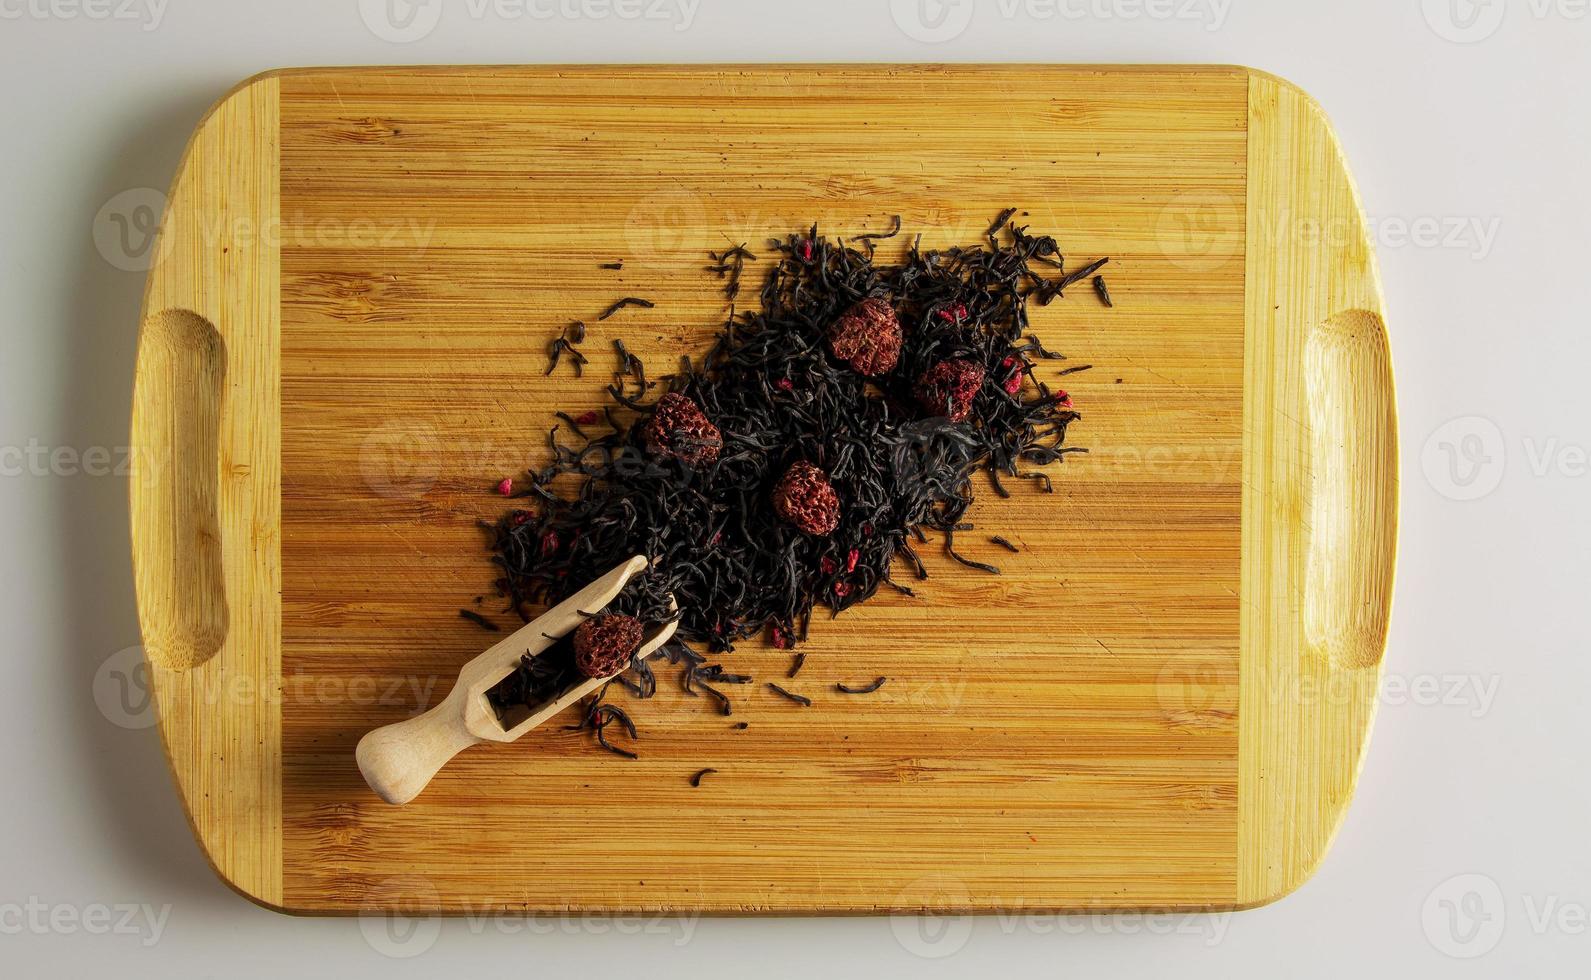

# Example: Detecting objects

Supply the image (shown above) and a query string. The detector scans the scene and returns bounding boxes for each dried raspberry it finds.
[846,548,860,573]
[774,378,794,392]
[826,297,902,376]
[937,303,968,323]
[640,392,723,466]
[1000,356,1024,395]
[915,358,986,422]
[771,461,841,537]
[574,410,600,426]
[1056,390,1073,409]
[770,626,790,649]
[496,477,514,495]
[572,614,643,679]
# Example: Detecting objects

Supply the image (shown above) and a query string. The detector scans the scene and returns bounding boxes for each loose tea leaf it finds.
[836,678,888,695]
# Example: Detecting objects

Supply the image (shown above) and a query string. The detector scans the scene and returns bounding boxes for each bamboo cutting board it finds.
[130,65,1396,915]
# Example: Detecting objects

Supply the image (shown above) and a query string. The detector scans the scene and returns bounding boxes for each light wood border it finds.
[1236,71,1396,907]
[131,73,283,909]
[131,65,1395,914]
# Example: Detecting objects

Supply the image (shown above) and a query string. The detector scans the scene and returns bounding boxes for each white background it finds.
[2,0,1587,975]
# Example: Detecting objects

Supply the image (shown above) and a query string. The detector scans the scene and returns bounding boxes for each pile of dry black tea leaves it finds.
[475,209,1107,758]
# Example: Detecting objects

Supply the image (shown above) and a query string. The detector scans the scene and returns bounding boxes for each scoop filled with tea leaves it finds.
[355,555,676,805]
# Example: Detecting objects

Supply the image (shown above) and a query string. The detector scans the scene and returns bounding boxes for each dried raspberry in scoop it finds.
[771,460,841,536]
[572,614,644,679]
[915,358,986,422]
[826,297,902,376]
[640,392,723,466]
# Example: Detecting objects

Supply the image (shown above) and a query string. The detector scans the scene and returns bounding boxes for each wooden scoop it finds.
[355,555,677,805]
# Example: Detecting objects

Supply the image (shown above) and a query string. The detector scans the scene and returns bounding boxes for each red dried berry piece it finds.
[572,614,644,679]
[915,358,987,422]
[937,303,968,323]
[1000,355,1024,395]
[826,297,903,376]
[771,460,841,537]
[640,392,723,466]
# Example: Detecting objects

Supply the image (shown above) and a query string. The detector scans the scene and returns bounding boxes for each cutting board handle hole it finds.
[1304,309,1396,671]
[131,308,229,670]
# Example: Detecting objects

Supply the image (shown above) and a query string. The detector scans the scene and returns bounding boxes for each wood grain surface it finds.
[131,65,1395,914]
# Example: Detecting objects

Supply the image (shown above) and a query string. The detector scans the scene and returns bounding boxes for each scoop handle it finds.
[355,690,481,806]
